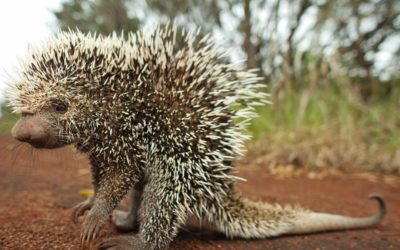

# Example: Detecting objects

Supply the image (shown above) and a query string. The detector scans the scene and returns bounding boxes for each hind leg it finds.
[111,187,142,232]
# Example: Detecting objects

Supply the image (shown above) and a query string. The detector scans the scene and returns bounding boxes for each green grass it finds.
[0,105,16,134]
[249,86,400,146]
[246,84,400,173]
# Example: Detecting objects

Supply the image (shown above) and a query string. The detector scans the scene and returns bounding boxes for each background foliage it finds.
[1,0,399,172]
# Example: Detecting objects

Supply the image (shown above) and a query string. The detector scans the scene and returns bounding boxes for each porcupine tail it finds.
[211,194,386,238]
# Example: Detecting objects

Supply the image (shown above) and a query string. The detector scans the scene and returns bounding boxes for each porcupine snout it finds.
[11,114,57,148]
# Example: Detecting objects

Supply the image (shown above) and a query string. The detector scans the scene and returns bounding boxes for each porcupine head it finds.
[6,26,263,153]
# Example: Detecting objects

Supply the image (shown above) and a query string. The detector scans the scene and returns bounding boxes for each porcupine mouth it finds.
[28,139,63,149]
[20,133,64,149]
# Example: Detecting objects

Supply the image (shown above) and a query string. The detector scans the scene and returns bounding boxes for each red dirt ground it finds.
[0,134,399,250]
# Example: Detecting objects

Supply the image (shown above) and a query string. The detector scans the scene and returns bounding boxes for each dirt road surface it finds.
[0,134,399,249]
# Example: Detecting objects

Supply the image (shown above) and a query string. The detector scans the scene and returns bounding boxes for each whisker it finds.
[33,148,39,175]
[10,142,24,167]
[0,141,17,152]
[6,141,23,154]
[30,146,36,171]
[1,111,20,122]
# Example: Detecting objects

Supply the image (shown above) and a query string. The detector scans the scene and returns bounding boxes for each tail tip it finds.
[368,193,387,221]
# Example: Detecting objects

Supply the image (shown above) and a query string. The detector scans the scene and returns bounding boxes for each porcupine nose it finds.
[11,116,49,147]
[12,129,31,142]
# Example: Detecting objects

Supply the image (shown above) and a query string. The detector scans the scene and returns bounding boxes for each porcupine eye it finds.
[53,100,69,113]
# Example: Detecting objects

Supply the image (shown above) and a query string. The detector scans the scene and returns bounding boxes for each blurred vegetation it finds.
[3,0,400,172]
[54,0,140,34]
[0,105,17,134]
[246,81,400,173]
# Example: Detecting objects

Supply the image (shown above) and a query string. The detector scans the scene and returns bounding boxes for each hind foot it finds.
[111,210,139,232]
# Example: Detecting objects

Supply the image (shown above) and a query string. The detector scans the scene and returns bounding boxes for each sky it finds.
[0,0,62,102]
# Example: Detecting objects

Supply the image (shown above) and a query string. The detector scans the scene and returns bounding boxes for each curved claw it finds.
[99,236,139,250]
[80,217,102,248]
[79,206,109,247]
[72,198,93,224]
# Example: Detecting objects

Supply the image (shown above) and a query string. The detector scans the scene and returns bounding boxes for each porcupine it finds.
[7,25,386,250]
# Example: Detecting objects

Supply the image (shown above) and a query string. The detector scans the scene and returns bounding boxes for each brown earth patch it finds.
[0,134,399,250]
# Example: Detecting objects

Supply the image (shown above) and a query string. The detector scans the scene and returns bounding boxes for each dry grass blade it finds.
[244,126,400,174]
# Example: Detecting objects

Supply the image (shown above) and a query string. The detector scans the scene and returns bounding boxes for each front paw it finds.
[72,197,94,224]
[99,236,144,250]
[111,210,139,232]
[80,207,108,245]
